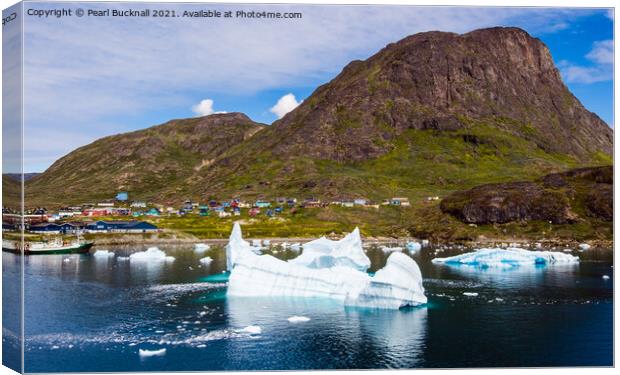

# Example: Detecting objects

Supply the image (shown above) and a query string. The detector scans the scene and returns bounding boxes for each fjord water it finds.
[4,244,612,372]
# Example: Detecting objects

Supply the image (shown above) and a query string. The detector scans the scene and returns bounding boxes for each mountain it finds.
[23,27,612,207]
[189,27,612,199]
[25,113,266,206]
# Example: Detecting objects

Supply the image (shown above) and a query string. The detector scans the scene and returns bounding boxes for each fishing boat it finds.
[2,235,94,255]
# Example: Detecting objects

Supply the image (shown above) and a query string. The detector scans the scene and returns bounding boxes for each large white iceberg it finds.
[226,224,426,309]
[288,228,371,271]
[431,248,579,268]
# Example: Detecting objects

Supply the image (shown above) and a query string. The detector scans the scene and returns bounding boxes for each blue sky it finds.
[14,3,614,172]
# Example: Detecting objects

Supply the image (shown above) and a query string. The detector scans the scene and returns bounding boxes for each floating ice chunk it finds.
[287,316,311,323]
[463,292,479,297]
[93,250,114,258]
[602,275,610,280]
[289,228,371,272]
[240,325,262,334]
[263,240,271,246]
[432,248,579,268]
[194,243,210,253]
[130,247,175,262]
[227,225,426,310]
[199,257,213,266]
[290,243,301,251]
[563,249,572,253]
[139,348,166,358]
[406,242,421,252]
[380,246,403,253]
[579,243,591,251]
[421,240,430,247]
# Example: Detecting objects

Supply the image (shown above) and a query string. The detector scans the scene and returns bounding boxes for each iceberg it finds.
[194,243,210,253]
[288,228,371,272]
[226,224,426,309]
[199,256,213,265]
[129,247,175,262]
[380,246,404,253]
[406,242,422,252]
[93,250,114,258]
[138,348,166,358]
[579,243,591,251]
[432,248,579,268]
[287,316,311,323]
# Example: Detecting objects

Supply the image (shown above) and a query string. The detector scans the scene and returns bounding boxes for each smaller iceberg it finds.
[199,256,213,265]
[287,316,311,323]
[139,348,166,358]
[432,248,579,268]
[130,247,175,262]
[579,243,591,251]
[93,250,114,258]
[406,242,422,252]
[194,243,210,253]
[380,246,403,253]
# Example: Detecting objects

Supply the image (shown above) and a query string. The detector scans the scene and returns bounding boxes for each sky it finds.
[8,3,615,172]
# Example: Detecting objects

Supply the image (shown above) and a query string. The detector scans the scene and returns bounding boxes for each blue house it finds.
[116,192,129,201]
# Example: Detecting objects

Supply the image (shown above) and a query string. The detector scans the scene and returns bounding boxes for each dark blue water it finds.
[3,243,613,372]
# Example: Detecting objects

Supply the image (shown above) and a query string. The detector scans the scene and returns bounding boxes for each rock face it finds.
[238,27,612,163]
[441,166,613,224]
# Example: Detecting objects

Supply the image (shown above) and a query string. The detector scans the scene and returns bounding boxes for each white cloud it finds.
[586,40,613,65]
[270,93,301,119]
[559,40,613,84]
[191,99,226,117]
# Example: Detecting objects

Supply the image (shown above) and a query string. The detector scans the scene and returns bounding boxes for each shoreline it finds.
[86,234,613,250]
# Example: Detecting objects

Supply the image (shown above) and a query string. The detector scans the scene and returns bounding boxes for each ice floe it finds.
[579,243,591,251]
[194,243,210,253]
[602,275,610,280]
[288,228,371,272]
[380,246,403,253]
[199,257,213,266]
[406,242,422,252]
[239,325,262,334]
[287,316,311,323]
[463,292,479,297]
[93,250,114,258]
[226,224,426,309]
[432,248,579,268]
[139,348,166,357]
[130,247,175,262]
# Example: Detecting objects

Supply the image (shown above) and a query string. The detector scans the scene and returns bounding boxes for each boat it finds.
[2,236,94,255]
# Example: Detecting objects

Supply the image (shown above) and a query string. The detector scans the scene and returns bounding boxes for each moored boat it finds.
[2,238,94,255]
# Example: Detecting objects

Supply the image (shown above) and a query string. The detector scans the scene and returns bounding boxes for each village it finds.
[1,191,436,236]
